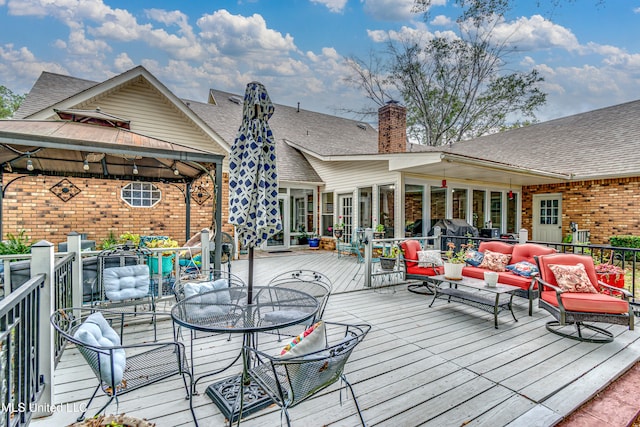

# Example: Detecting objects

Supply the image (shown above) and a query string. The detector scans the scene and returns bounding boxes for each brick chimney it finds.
[378,100,407,154]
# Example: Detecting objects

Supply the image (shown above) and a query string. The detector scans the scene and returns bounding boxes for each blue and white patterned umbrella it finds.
[228,82,282,288]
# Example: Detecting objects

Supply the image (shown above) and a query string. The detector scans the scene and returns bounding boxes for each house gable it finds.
[18,67,229,157]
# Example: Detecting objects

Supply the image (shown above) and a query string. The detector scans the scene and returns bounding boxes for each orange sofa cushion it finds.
[511,243,556,264]
[400,240,422,268]
[537,253,602,292]
[540,290,629,314]
[463,242,554,291]
[407,264,444,276]
[478,241,514,255]
[463,266,533,290]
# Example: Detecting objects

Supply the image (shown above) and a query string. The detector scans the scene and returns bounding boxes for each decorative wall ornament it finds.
[191,185,211,205]
[50,178,81,202]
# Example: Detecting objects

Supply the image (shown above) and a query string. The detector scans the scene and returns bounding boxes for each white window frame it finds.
[121,182,162,208]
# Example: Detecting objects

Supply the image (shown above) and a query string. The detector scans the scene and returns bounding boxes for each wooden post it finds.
[31,240,55,417]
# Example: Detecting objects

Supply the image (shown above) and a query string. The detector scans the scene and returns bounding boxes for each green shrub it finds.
[609,235,640,261]
[0,230,32,255]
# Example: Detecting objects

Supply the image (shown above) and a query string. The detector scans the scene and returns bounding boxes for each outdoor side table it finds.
[171,285,319,426]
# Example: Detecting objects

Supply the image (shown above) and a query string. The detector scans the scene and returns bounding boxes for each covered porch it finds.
[31,249,640,426]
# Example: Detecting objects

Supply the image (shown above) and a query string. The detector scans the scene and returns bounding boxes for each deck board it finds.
[31,249,640,427]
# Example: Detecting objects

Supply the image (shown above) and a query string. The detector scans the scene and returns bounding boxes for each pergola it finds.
[0,119,225,269]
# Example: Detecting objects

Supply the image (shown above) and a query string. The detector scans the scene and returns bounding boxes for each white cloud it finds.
[114,52,134,71]
[197,9,296,55]
[0,44,68,92]
[362,0,417,21]
[430,14,453,27]
[489,15,580,52]
[310,0,348,13]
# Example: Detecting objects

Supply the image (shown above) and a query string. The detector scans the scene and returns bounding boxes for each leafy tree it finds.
[0,85,26,119]
[344,0,547,145]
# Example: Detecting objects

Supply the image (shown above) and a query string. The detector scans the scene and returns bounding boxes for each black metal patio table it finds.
[171,285,319,426]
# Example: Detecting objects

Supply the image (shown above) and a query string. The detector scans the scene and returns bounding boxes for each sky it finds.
[0,0,639,124]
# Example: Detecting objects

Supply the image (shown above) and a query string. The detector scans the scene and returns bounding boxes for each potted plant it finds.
[443,241,468,280]
[297,226,309,245]
[594,262,625,289]
[333,217,345,239]
[374,224,385,240]
[380,244,400,270]
[308,234,321,249]
[100,231,118,250]
[146,238,179,275]
[118,232,141,247]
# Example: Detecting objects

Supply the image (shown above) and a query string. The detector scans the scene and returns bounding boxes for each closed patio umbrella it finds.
[228,81,282,303]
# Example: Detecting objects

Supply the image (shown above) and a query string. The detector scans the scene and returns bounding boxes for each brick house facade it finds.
[522,177,640,245]
[1,173,232,247]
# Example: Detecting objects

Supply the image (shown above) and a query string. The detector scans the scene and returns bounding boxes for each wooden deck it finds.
[33,249,640,426]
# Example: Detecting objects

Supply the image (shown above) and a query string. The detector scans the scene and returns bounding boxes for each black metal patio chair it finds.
[264,269,333,339]
[50,307,193,422]
[246,321,371,426]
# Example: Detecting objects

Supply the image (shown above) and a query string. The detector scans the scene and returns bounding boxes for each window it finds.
[321,192,334,237]
[430,187,446,229]
[490,191,502,230]
[405,184,423,237]
[289,188,314,234]
[452,188,467,220]
[339,194,354,242]
[378,184,395,238]
[358,187,372,229]
[540,198,559,225]
[472,190,485,229]
[506,193,518,233]
[121,182,161,207]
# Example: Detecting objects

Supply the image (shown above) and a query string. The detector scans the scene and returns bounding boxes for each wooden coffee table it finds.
[427,275,519,328]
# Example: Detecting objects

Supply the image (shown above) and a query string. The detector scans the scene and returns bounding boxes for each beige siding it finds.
[70,78,228,157]
[306,157,399,192]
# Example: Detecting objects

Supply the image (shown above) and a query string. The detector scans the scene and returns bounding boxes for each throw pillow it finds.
[279,321,326,359]
[73,312,126,388]
[464,250,484,267]
[417,250,443,267]
[506,261,539,277]
[478,250,512,272]
[549,263,598,293]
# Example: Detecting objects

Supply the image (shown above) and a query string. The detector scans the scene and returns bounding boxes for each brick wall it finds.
[378,101,407,154]
[1,172,231,247]
[522,177,640,244]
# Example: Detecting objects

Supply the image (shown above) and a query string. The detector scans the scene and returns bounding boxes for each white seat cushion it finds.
[73,312,126,387]
[183,279,231,319]
[103,265,150,301]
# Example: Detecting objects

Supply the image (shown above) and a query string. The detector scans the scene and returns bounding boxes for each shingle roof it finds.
[15,70,640,182]
[441,99,640,179]
[189,95,323,183]
[205,89,379,157]
[14,72,98,119]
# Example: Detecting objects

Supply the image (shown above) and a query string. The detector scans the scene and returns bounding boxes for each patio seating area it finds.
[32,249,640,427]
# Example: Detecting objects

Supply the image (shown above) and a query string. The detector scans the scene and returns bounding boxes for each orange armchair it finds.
[535,253,634,343]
